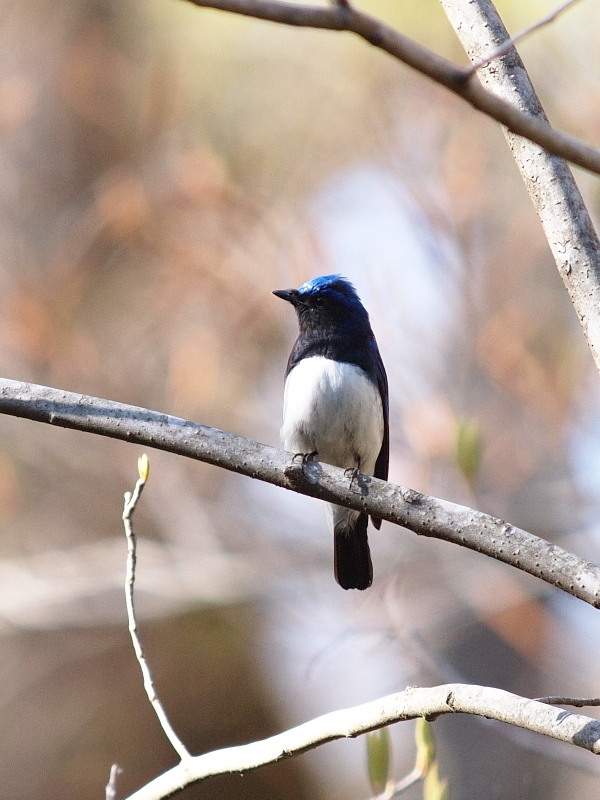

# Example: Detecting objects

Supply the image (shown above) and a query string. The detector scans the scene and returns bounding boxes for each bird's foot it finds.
[344,466,361,492]
[292,450,318,464]
[292,450,318,477]
[345,467,370,496]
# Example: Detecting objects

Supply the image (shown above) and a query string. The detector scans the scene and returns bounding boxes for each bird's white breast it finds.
[281,355,383,474]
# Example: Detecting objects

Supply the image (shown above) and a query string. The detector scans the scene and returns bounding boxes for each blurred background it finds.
[0,0,599,797]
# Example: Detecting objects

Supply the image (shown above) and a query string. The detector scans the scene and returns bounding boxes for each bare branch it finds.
[181,0,600,175]
[439,0,600,375]
[122,683,600,799]
[467,0,584,74]
[122,461,191,762]
[372,767,423,799]
[1,378,599,606]
[537,696,600,708]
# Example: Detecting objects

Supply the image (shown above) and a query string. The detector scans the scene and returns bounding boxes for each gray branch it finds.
[123,683,600,800]
[439,0,600,376]
[182,0,600,175]
[1,378,599,607]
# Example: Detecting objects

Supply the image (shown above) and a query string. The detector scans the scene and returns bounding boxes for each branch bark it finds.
[1,378,599,606]
[181,0,600,175]
[439,0,600,377]
[123,683,600,799]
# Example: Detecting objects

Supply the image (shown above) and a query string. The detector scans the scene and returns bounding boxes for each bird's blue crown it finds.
[297,274,358,299]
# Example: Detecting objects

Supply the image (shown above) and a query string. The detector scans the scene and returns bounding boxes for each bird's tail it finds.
[333,512,373,590]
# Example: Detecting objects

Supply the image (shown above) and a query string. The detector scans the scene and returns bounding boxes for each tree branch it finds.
[439,0,600,376]
[1,378,599,606]
[537,696,600,708]
[181,0,600,176]
[123,683,600,799]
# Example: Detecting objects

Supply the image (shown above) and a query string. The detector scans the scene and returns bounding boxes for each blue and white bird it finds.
[273,275,389,590]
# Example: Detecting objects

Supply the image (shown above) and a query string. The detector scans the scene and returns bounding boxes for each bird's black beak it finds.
[272,288,298,305]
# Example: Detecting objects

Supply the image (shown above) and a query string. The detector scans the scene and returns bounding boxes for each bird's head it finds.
[273,275,367,330]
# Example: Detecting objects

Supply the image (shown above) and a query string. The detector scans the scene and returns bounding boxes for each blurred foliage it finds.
[415,718,437,777]
[0,1,598,799]
[423,761,450,800]
[455,417,482,485]
[417,720,449,800]
[366,725,392,794]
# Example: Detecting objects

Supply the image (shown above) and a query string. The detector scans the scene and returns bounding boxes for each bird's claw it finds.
[345,466,361,492]
[345,467,371,495]
[292,450,318,464]
[292,450,319,477]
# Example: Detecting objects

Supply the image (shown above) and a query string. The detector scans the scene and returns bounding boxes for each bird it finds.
[273,274,389,590]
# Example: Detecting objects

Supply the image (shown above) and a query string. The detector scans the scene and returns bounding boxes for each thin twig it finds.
[536,696,600,708]
[122,458,190,762]
[106,764,123,800]
[466,0,584,74]
[388,769,423,797]
[370,767,423,799]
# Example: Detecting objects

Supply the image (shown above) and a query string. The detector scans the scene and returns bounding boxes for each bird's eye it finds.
[314,296,325,307]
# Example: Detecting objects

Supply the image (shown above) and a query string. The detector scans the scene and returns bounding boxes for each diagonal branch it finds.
[181,0,600,175]
[123,683,600,800]
[1,378,599,607]
[438,0,600,375]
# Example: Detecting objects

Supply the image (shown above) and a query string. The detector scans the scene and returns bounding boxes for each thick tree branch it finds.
[439,0,600,377]
[182,0,600,175]
[1,378,599,606]
[123,683,600,799]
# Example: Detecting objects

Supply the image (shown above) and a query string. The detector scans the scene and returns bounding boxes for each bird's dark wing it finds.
[371,347,389,530]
